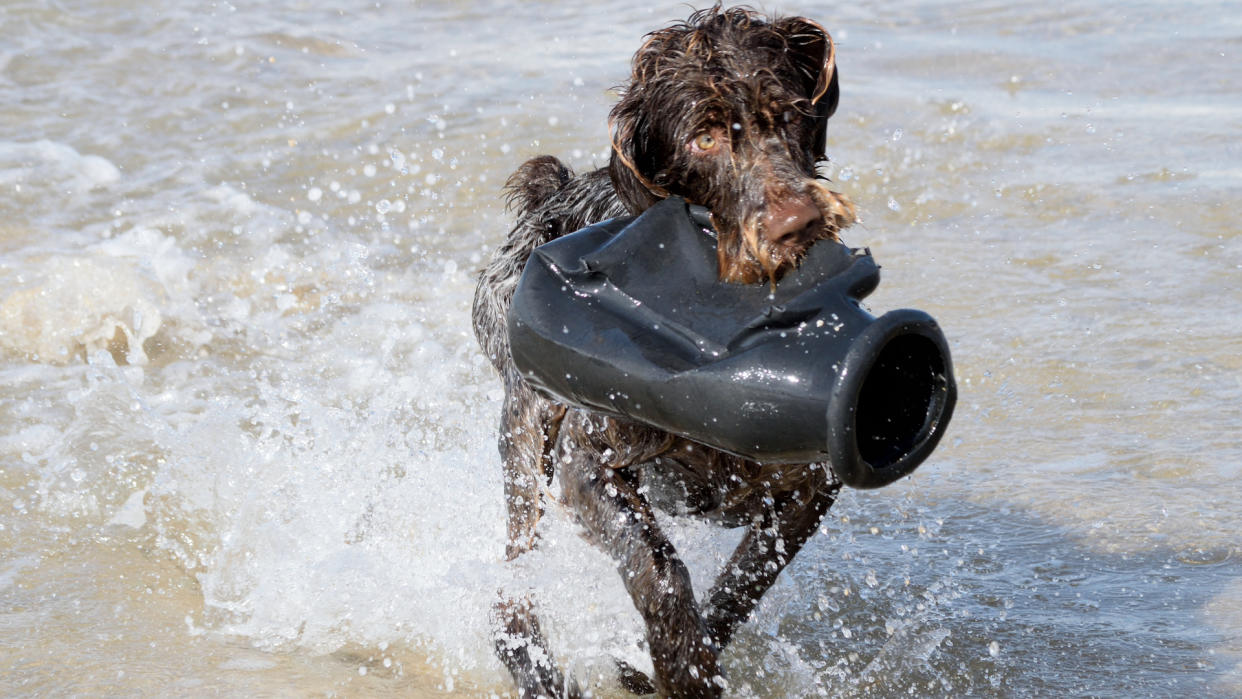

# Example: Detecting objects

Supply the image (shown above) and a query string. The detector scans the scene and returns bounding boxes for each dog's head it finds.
[609,6,856,284]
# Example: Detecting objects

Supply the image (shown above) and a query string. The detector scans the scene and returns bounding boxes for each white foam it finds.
[0,555,41,593]
[108,488,149,529]
[0,222,213,365]
[0,254,164,364]
[0,139,120,192]
[129,293,515,670]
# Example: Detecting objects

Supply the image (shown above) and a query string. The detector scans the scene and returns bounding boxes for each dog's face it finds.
[609,8,856,284]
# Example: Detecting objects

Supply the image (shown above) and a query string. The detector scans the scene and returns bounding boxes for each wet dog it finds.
[472,6,857,697]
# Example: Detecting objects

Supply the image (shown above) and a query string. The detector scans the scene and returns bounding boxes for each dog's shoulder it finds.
[473,158,626,375]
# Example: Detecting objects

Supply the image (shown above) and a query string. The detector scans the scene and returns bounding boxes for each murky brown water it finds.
[2,1,1240,696]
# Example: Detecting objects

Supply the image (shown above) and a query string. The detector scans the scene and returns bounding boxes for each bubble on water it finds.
[891,128,904,141]
[307,187,323,202]
[887,197,901,212]
[363,164,377,178]
[389,148,407,173]
[375,199,391,215]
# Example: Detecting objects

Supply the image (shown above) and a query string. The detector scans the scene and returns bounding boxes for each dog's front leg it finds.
[702,464,840,650]
[498,376,565,559]
[492,595,581,698]
[493,378,579,698]
[559,441,723,698]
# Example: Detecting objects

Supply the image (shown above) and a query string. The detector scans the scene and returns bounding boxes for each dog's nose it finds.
[763,197,822,248]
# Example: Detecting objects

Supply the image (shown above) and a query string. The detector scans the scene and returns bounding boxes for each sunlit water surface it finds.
[2,1,1240,696]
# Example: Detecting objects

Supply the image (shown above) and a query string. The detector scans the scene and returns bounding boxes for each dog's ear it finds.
[607,24,689,214]
[608,94,667,215]
[774,17,840,159]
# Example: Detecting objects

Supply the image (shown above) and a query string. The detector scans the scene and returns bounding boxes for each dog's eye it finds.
[692,133,719,151]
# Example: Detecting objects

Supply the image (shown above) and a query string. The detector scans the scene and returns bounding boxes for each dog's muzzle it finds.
[506,196,956,489]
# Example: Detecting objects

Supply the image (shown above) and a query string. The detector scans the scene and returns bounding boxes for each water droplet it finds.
[389,148,406,171]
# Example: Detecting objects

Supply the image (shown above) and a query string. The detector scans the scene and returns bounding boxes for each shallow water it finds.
[2,1,1240,696]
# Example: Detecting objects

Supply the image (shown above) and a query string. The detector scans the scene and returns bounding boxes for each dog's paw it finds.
[614,658,656,695]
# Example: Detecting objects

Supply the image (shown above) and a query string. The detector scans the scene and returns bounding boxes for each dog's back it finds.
[471,158,624,378]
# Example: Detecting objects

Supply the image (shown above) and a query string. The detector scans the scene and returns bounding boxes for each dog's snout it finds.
[763,197,822,247]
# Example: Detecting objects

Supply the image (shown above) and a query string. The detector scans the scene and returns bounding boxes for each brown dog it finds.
[472,7,857,697]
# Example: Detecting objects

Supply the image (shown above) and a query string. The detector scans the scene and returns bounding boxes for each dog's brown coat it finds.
[472,7,856,697]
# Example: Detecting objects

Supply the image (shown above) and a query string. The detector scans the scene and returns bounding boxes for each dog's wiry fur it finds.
[473,7,857,697]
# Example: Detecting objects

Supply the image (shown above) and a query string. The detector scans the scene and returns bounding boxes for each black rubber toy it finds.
[507,196,956,489]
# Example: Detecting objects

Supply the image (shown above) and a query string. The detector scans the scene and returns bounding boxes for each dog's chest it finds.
[567,410,819,525]
[634,440,819,527]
